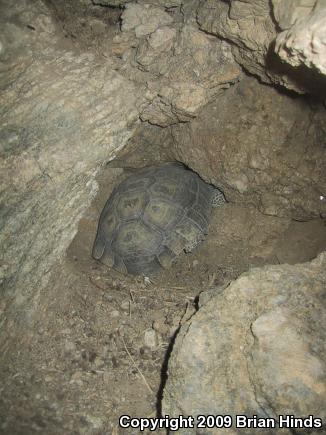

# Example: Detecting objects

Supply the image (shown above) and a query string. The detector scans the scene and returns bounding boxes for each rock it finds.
[275,0,326,75]
[88,18,107,36]
[271,0,316,31]
[144,329,158,349]
[163,253,326,434]
[120,3,241,126]
[197,0,279,85]
[1,1,325,433]
[120,300,131,312]
[121,3,174,37]
[140,26,241,126]
[135,25,177,72]
[82,414,104,430]
[0,0,142,318]
[171,76,326,220]
[0,4,143,430]
[197,0,326,95]
[93,356,105,368]
[152,318,169,336]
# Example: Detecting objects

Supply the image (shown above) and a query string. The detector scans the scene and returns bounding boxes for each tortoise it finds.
[92,163,225,275]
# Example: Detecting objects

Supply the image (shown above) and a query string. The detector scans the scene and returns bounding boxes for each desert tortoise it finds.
[92,163,225,275]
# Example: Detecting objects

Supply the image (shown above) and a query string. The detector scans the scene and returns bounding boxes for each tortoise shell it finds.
[92,163,218,275]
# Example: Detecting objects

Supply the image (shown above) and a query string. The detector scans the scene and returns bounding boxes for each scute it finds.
[150,178,179,198]
[120,176,152,191]
[116,189,148,220]
[143,199,184,230]
[174,217,204,249]
[113,220,162,257]
[102,210,118,235]
[92,163,225,275]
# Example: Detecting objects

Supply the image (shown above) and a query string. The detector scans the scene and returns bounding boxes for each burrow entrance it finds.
[65,122,326,432]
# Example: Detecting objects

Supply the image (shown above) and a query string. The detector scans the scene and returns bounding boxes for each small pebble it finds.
[70,371,84,384]
[144,329,158,349]
[120,300,130,311]
[110,310,120,318]
[94,356,104,368]
[102,293,114,302]
[152,319,166,333]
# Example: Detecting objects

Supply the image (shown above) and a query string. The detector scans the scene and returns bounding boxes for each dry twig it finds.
[119,333,154,394]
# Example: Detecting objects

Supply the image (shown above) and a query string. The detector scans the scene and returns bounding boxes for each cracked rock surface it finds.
[0,0,142,318]
[119,1,241,126]
[275,0,326,75]
[197,0,326,96]
[171,76,326,220]
[0,0,325,432]
[163,253,326,434]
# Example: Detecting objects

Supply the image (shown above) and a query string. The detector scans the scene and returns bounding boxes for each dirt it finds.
[1,4,326,434]
[1,78,325,435]
[44,0,122,54]
[59,131,326,433]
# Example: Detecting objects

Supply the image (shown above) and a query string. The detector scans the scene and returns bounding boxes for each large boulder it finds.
[163,253,326,434]
[274,0,326,75]
[0,0,142,325]
[197,0,326,96]
[0,1,143,431]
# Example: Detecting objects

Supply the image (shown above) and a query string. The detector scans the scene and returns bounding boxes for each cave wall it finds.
[198,0,326,95]
[171,77,326,220]
[0,0,325,432]
[0,0,143,321]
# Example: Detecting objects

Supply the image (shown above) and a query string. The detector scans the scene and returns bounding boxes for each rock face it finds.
[0,0,142,316]
[274,0,326,75]
[197,0,326,95]
[119,1,241,126]
[163,253,326,434]
[42,0,326,131]
[171,76,326,220]
[197,0,276,83]
[0,3,143,430]
[0,0,326,433]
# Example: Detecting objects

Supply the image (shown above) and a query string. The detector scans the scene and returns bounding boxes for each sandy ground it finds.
[62,141,326,433]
